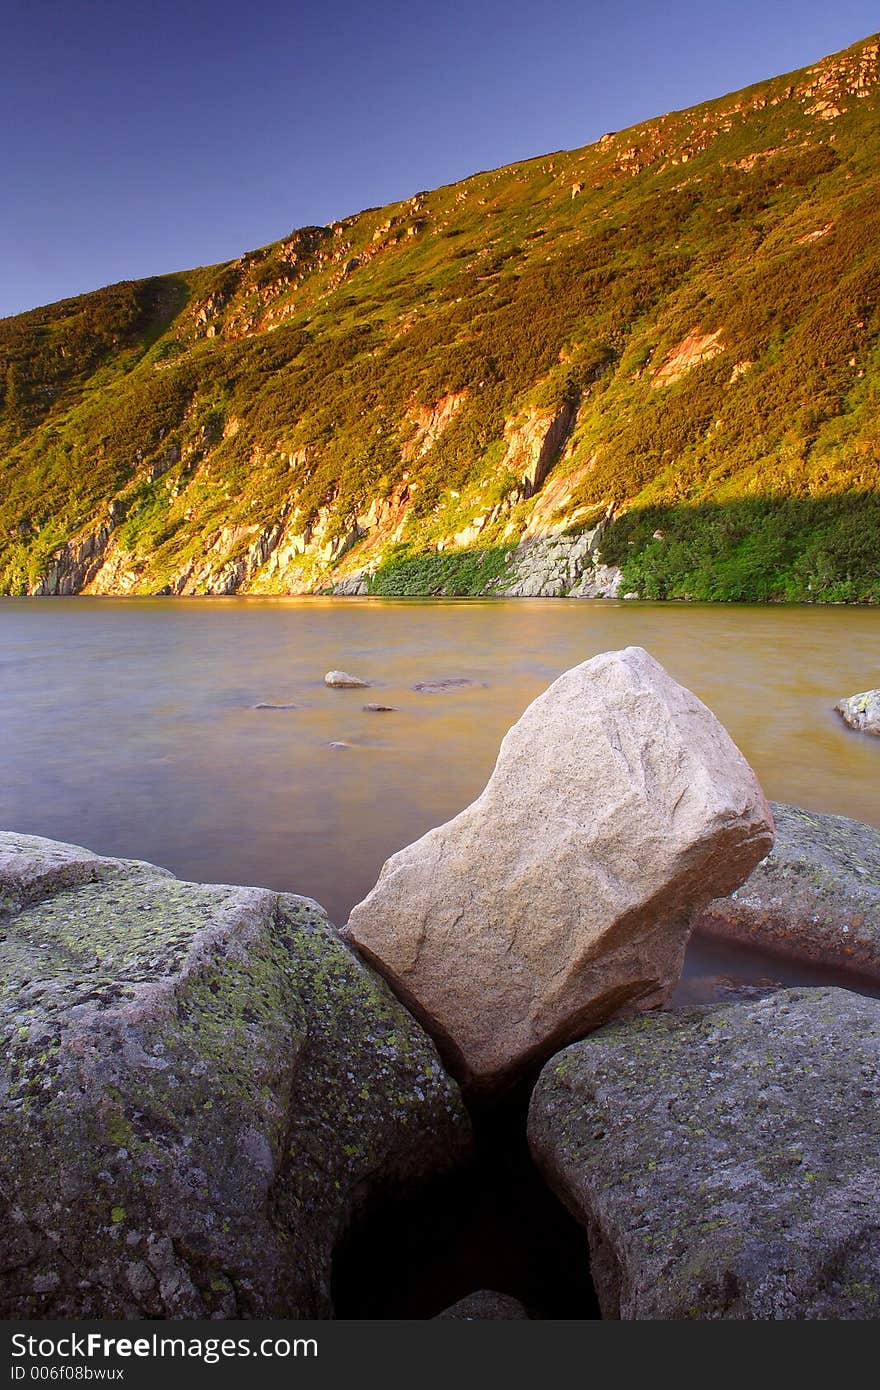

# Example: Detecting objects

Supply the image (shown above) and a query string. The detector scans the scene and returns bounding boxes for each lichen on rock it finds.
[0,832,470,1318]
[835,689,880,737]
[694,801,880,979]
[529,986,880,1319]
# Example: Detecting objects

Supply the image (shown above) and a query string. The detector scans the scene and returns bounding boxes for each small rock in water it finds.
[328,741,353,750]
[346,646,774,1095]
[325,670,369,688]
[412,678,482,694]
[674,973,782,1007]
[435,1290,530,1319]
[835,688,880,737]
[363,703,397,713]
[252,703,301,710]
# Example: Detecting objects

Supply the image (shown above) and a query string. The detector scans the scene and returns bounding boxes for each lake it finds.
[2,596,878,998]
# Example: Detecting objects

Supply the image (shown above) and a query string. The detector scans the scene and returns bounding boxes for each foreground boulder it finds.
[835,689,880,736]
[0,833,470,1318]
[695,802,880,980]
[346,646,773,1094]
[529,987,880,1319]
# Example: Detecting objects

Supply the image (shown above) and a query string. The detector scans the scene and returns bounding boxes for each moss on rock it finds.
[695,801,880,979]
[529,986,880,1318]
[0,833,470,1318]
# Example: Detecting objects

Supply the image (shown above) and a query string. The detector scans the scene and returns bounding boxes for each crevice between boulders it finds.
[330,1079,600,1320]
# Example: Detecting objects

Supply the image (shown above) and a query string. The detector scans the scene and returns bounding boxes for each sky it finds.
[2,0,879,318]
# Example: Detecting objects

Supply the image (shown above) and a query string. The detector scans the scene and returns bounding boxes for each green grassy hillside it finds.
[2,34,879,601]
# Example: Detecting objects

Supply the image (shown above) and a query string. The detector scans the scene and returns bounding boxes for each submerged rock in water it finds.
[529,987,880,1319]
[412,678,483,694]
[324,669,369,688]
[694,801,880,980]
[345,646,774,1095]
[363,703,397,712]
[835,689,880,737]
[0,832,469,1319]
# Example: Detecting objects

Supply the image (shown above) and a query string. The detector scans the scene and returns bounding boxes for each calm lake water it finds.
[2,597,879,998]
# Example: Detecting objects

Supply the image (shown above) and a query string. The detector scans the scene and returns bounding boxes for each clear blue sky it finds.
[3,0,878,318]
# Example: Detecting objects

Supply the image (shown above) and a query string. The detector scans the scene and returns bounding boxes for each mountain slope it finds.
[2,34,879,601]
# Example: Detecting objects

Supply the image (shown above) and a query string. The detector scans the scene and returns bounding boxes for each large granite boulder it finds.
[345,647,773,1095]
[0,833,470,1319]
[835,689,880,737]
[529,987,880,1319]
[695,802,880,980]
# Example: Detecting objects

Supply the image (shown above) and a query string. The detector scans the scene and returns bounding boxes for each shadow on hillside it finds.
[597,492,880,603]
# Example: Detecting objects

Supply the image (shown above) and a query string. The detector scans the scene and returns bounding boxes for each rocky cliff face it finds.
[29,394,615,598]
[30,525,114,596]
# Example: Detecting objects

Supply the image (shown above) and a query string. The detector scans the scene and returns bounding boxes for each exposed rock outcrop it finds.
[345,647,774,1095]
[172,513,291,596]
[694,801,880,979]
[653,327,725,388]
[0,833,469,1318]
[835,688,880,736]
[29,525,113,596]
[332,571,370,596]
[501,528,620,598]
[529,987,880,1319]
[502,400,577,499]
[569,563,623,598]
[402,393,468,462]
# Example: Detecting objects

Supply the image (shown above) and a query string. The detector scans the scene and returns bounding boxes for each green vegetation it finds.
[1,33,879,600]
[367,544,515,596]
[602,495,880,602]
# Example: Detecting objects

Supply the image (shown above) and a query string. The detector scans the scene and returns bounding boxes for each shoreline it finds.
[2,591,879,605]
